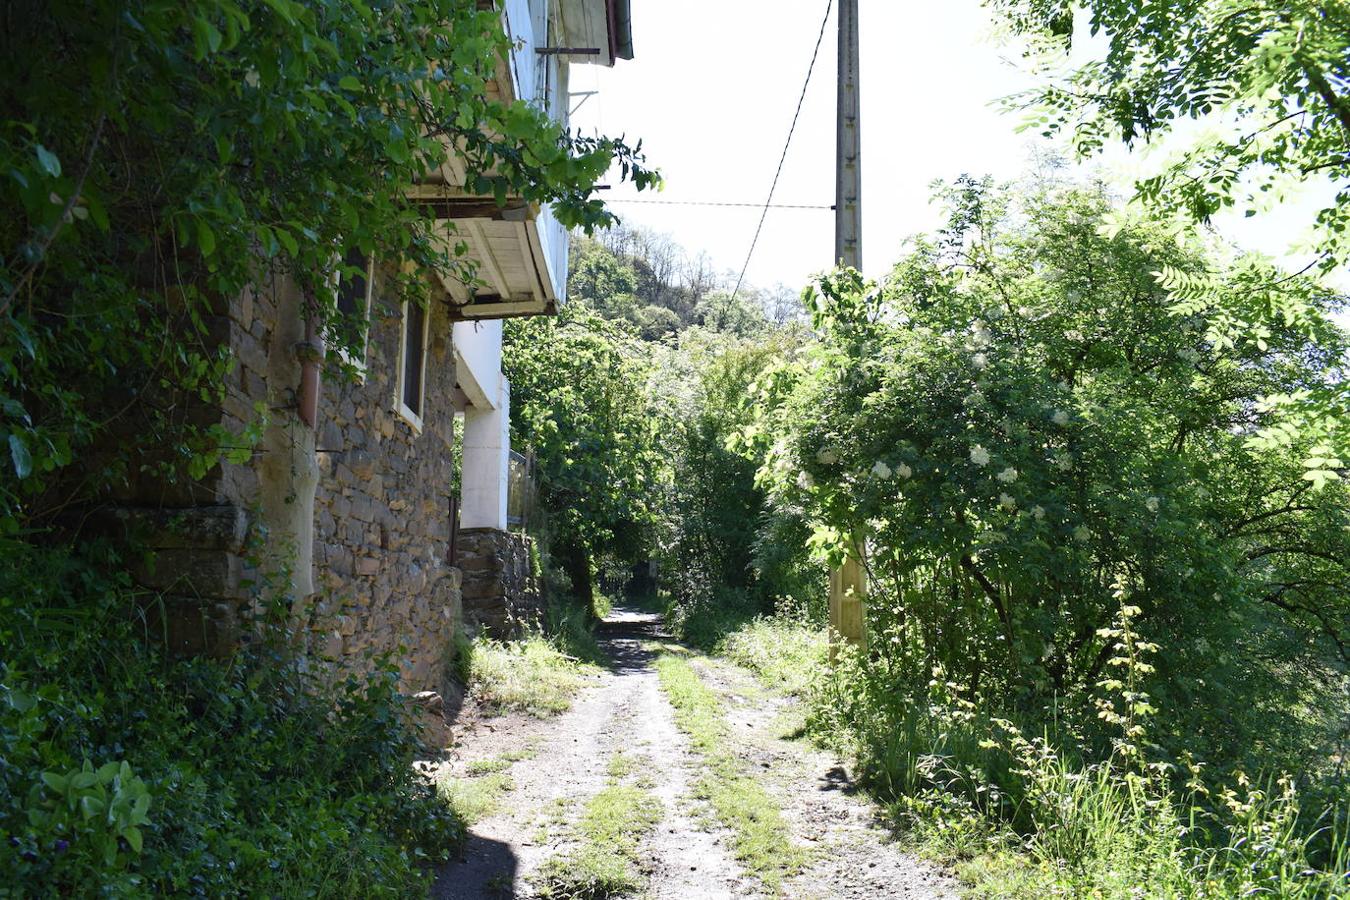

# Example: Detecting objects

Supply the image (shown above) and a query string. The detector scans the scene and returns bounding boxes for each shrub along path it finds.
[431,607,954,898]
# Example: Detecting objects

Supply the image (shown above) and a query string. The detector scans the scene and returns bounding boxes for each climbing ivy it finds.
[0,0,657,527]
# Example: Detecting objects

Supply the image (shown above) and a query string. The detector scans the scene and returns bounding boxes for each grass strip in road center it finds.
[655,651,808,892]
[537,780,664,898]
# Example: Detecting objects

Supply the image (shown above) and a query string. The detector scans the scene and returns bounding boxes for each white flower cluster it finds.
[998,492,1016,511]
[1146,496,1160,512]
[996,466,1018,483]
[1054,451,1073,472]
[1052,409,1070,426]
[896,462,913,479]
[871,460,892,480]
[972,352,989,370]
[1031,505,1046,520]
[970,319,994,348]
[970,445,991,466]
[1064,329,1084,342]
[816,448,838,465]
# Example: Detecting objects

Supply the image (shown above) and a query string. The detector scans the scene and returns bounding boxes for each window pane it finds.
[402,301,425,416]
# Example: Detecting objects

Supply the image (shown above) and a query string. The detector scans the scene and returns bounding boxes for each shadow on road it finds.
[594,607,667,676]
[431,833,517,899]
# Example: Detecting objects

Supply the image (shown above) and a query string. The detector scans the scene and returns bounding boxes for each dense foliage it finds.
[0,0,654,528]
[0,0,653,892]
[505,230,809,615]
[752,180,1348,770]
[0,542,461,895]
[740,179,1349,893]
[990,0,1350,476]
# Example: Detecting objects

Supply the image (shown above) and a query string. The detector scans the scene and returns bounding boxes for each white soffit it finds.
[556,0,612,66]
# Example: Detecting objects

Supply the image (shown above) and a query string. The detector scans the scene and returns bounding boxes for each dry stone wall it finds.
[458,528,542,638]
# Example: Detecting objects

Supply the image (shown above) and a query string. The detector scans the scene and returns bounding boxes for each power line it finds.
[732,0,834,300]
[605,198,833,210]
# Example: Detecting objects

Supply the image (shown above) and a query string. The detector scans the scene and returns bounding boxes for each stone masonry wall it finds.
[458,528,541,639]
[303,268,462,692]
[108,264,464,695]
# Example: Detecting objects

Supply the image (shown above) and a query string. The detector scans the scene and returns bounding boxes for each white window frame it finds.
[394,297,430,434]
[332,251,374,380]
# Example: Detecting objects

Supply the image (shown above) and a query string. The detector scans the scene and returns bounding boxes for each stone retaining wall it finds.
[458,528,542,638]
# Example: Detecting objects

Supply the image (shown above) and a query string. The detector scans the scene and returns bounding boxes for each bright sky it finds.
[571,0,1346,297]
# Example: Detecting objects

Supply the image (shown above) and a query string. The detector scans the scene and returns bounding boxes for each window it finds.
[396,298,429,432]
[333,248,373,375]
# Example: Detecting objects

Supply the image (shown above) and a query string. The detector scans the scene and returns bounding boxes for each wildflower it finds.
[816,448,838,465]
[896,462,913,479]
[1073,525,1091,542]
[244,68,261,88]
[1052,409,1070,426]
[998,493,1016,511]
[1146,496,1160,512]
[972,352,989,370]
[996,466,1018,484]
[1031,505,1046,520]
[1054,451,1073,471]
[1064,329,1084,342]
[970,445,991,467]
[871,460,893,480]
[797,471,814,490]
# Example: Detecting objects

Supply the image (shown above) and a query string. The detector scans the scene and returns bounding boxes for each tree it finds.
[750,179,1349,766]
[503,304,667,603]
[990,0,1350,469]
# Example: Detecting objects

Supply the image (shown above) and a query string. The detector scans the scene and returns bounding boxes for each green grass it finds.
[437,771,516,824]
[464,747,537,776]
[654,652,808,891]
[463,632,600,717]
[715,616,826,699]
[536,782,664,898]
[688,612,1350,900]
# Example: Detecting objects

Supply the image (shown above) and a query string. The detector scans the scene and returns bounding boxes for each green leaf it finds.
[9,434,31,478]
[34,144,60,177]
[125,826,144,854]
[197,219,216,257]
[338,75,362,92]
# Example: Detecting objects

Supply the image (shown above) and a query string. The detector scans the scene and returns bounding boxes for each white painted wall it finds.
[453,319,503,410]
[460,377,511,531]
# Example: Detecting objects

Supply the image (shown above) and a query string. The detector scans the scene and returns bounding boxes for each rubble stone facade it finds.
[113,264,464,694]
[458,528,542,638]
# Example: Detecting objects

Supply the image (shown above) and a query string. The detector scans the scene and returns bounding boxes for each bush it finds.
[0,541,462,896]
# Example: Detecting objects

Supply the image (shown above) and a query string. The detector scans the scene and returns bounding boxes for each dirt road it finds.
[431,608,955,899]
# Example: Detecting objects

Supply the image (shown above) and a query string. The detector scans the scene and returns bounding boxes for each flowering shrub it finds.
[749,179,1349,774]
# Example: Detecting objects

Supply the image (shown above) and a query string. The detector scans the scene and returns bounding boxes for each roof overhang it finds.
[408,184,559,321]
[557,0,633,67]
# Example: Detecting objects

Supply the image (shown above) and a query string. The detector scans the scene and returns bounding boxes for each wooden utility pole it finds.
[830,0,867,656]
[835,0,861,269]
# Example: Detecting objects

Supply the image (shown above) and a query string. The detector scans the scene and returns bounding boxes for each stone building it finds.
[113,0,635,694]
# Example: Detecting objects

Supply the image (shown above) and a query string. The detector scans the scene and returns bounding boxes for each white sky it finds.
[570,0,1346,297]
